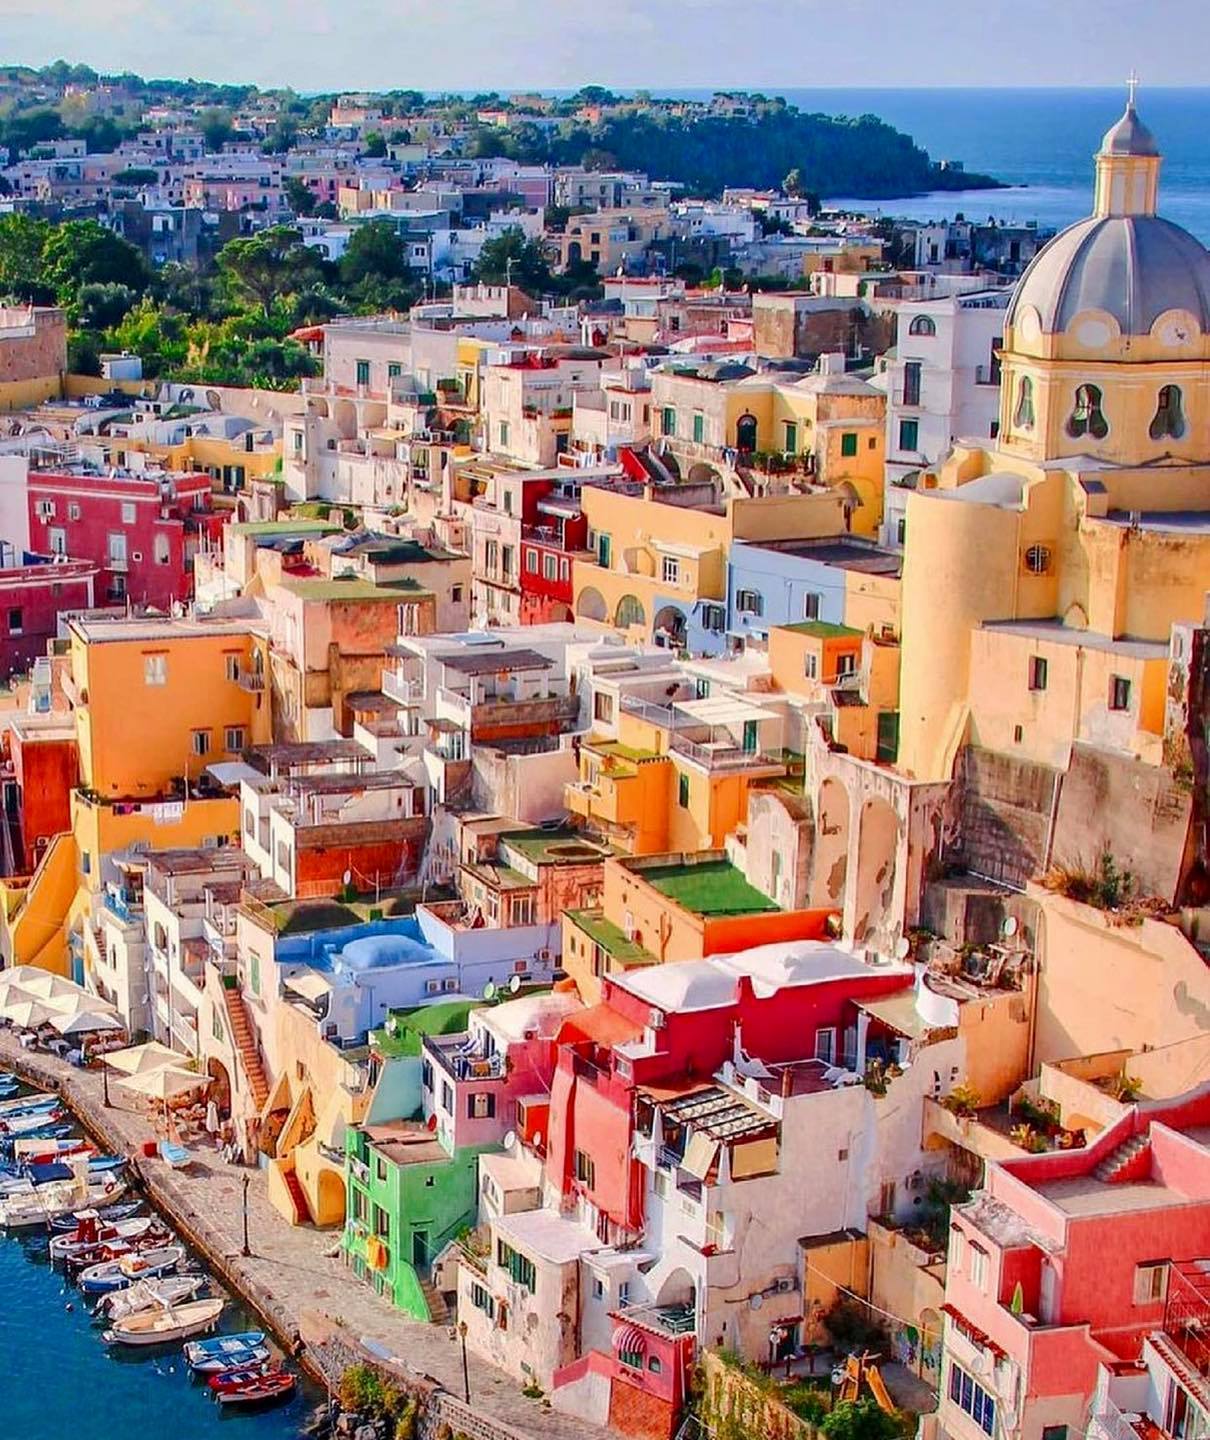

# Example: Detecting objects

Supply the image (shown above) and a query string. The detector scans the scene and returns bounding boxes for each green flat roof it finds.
[232,519,340,537]
[640,859,780,916]
[780,620,863,639]
[587,739,660,765]
[371,998,481,1058]
[500,828,613,865]
[279,577,433,602]
[567,909,656,967]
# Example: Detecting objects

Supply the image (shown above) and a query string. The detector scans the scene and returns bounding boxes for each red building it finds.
[26,467,223,608]
[0,552,97,679]
[4,710,78,874]
[519,485,589,624]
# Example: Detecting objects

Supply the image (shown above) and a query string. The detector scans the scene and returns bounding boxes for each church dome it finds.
[1006,213,1210,337]
[1100,102,1158,157]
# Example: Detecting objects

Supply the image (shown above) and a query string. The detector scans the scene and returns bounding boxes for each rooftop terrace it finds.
[639,858,780,917]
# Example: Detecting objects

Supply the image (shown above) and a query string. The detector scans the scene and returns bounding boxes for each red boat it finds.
[207,1364,274,1394]
[213,1371,296,1407]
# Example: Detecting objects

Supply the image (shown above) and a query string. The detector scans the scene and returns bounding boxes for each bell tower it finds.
[1093,76,1161,218]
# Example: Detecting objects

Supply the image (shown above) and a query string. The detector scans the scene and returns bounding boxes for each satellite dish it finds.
[508,975,522,994]
[1002,915,1019,939]
[342,869,352,887]
[482,981,497,1001]
[749,1293,764,1311]
[532,1131,543,1150]
[893,936,911,961]
[502,1130,516,1151]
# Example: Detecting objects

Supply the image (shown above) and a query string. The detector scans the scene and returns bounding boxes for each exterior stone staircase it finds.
[1094,1132,1150,1182]
[419,1275,450,1326]
[222,984,270,1110]
[281,1163,312,1225]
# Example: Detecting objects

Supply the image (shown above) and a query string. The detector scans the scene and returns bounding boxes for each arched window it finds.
[1013,376,1035,430]
[614,594,646,629]
[1150,385,1186,440]
[908,315,936,337]
[1066,383,1108,440]
[1024,544,1052,576]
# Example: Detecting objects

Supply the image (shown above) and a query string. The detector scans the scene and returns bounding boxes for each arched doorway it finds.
[316,1167,346,1227]
[853,797,899,947]
[615,594,646,629]
[656,1267,696,1309]
[546,601,573,623]
[206,1057,232,1117]
[918,1307,943,1387]
[576,586,608,622]
[735,413,758,453]
[812,777,851,912]
[653,605,687,649]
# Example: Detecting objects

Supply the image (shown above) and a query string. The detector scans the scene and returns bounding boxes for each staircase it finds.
[222,985,270,1110]
[1094,1132,1150,1183]
[419,1276,450,1326]
[281,1163,312,1225]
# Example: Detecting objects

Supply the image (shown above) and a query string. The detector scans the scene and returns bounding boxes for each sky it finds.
[1,0,1204,93]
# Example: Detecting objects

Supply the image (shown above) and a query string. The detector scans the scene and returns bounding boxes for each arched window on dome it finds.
[1150,385,1186,440]
[1066,384,1108,441]
[908,315,936,337]
[1013,376,1035,430]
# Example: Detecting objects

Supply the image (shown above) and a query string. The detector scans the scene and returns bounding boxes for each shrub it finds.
[821,1399,905,1440]
[941,1082,981,1117]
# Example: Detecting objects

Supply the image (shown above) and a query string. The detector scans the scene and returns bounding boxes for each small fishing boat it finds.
[183,1331,269,1374]
[0,1108,65,1136]
[0,1173,126,1229]
[96,1274,206,1320]
[214,1371,296,1407]
[207,1363,274,1393]
[9,1136,92,1163]
[49,1199,142,1232]
[49,1214,155,1261]
[103,1296,224,1348]
[0,1122,71,1153]
[0,1091,56,1116]
[78,1243,184,1293]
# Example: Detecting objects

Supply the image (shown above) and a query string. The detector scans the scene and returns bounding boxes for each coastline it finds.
[0,1036,603,1440]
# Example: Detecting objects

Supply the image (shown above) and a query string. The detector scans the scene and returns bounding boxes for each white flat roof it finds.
[677,695,776,725]
[494,1207,603,1265]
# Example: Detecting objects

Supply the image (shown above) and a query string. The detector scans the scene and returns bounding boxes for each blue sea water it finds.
[670,86,1210,242]
[0,1102,321,1439]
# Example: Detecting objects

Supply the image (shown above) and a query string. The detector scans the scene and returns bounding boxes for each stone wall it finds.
[946,746,1060,889]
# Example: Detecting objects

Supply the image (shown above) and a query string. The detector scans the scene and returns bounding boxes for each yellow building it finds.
[898,97,1210,784]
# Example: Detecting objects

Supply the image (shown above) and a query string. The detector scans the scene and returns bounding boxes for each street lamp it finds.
[241,1172,251,1257]
[101,1060,110,1109]
[769,1324,788,1376]
[448,1321,470,1403]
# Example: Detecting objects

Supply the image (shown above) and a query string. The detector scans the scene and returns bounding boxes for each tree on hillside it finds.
[284,176,317,216]
[216,226,322,315]
[76,282,138,331]
[0,214,53,303]
[40,221,149,304]
[362,131,387,158]
[472,228,552,294]
[199,107,234,152]
[339,219,409,287]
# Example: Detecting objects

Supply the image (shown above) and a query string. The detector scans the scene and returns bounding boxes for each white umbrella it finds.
[115,1066,211,1102]
[1,998,61,1029]
[14,972,91,1003]
[103,1041,181,1076]
[49,1009,125,1037]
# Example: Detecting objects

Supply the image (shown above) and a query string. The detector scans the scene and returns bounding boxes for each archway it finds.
[735,412,758,453]
[688,462,722,487]
[206,1057,232,1116]
[812,777,851,912]
[547,601,573,623]
[316,1167,346,1227]
[918,1307,943,1386]
[567,241,583,264]
[853,797,899,947]
[653,605,687,649]
[576,586,608,622]
[615,594,646,629]
[656,1267,696,1309]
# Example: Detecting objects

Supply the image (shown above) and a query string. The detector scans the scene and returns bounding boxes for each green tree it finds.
[76,282,138,330]
[199,107,234,152]
[216,226,321,315]
[339,219,409,286]
[284,176,317,216]
[362,130,387,158]
[0,214,52,302]
[821,1400,904,1440]
[472,227,552,294]
[783,167,807,197]
[41,221,148,305]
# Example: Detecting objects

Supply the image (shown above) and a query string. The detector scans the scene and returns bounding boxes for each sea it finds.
[667,86,1210,242]
[0,1088,321,1439]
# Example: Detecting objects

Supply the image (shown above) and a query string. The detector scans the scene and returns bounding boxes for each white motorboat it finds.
[49,1215,155,1261]
[103,1296,224,1347]
[96,1274,206,1321]
[0,1173,126,1229]
[0,1091,56,1116]
[79,1244,184,1294]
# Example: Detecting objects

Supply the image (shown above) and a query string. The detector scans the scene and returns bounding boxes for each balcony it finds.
[106,555,130,573]
[669,729,782,773]
[382,670,424,707]
[234,666,264,693]
[424,1033,506,1082]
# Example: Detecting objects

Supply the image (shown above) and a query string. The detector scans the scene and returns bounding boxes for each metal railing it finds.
[669,732,778,770]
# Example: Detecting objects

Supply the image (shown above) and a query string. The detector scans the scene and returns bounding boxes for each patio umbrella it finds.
[102,1041,180,1076]
[49,1009,125,1037]
[13,972,91,1003]
[1,998,62,1029]
[115,1066,211,1102]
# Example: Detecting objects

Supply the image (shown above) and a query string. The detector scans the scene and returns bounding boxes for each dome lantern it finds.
[1094,80,1161,218]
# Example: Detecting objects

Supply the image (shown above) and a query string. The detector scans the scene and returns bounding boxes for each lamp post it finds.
[450,1320,470,1404]
[101,1060,110,1109]
[241,1172,251,1257]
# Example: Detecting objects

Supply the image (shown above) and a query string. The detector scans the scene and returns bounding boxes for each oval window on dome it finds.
[1150,385,1186,440]
[1066,384,1108,441]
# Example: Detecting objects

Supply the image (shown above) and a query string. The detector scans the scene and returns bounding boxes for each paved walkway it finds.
[0,1036,610,1440]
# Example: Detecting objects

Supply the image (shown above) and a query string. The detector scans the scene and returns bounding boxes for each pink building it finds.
[939,1088,1210,1440]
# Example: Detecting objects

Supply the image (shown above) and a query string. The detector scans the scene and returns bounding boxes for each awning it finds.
[676,695,775,725]
[558,1003,643,1049]
[613,1324,647,1357]
[681,1132,720,1180]
[941,1303,1007,1359]
[856,991,927,1040]
[286,972,332,1003]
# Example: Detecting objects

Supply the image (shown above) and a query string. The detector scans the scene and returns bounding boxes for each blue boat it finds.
[86,1156,127,1176]
[183,1333,268,1373]
[0,1096,60,1120]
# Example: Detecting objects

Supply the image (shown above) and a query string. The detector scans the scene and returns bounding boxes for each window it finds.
[597,533,611,569]
[373,1204,390,1239]
[1109,675,1132,712]
[497,1240,536,1292]
[1150,384,1186,440]
[784,421,798,454]
[804,652,818,679]
[225,726,246,752]
[191,729,210,757]
[387,361,402,380]
[1024,544,1052,575]
[153,533,170,565]
[701,603,725,633]
[501,544,514,580]
[120,502,136,526]
[107,532,127,567]
[661,555,680,586]
[499,420,509,447]
[543,553,558,582]
[968,1243,989,1289]
[224,653,241,682]
[1014,375,1036,430]
[902,361,922,407]
[692,412,705,444]
[1029,656,1048,692]
[249,950,260,996]
[35,499,55,520]
[661,406,676,438]
[736,589,762,616]
[593,692,615,723]
[469,1092,496,1120]
[144,654,167,686]
[212,1008,224,1044]
[836,651,857,678]
[355,359,370,386]
[1066,383,1108,440]
[949,1362,996,1436]
[840,431,858,457]
[68,502,80,521]
[560,558,569,582]
[470,1282,495,1319]
[7,608,22,636]
[897,518,907,546]
[814,1026,836,1064]
[525,547,538,574]
[908,314,936,337]
[510,893,535,926]
[439,1081,454,1113]
[503,490,513,516]
[899,419,919,452]
[351,1185,368,1222]
[451,584,464,604]
[695,677,711,699]
[1132,1261,1167,1303]
[574,1149,596,1187]
[1042,1427,1069,1440]
[803,592,821,621]
[48,527,66,555]
[678,772,690,808]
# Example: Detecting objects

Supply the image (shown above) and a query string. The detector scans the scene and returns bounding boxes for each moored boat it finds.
[213,1371,295,1407]
[49,1214,155,1261]
[78,1243,184,1293]
[96,1274,206,1320]
[103,1296,224,1347]
[49,1199,142,1231]
[183,1331,269,1373]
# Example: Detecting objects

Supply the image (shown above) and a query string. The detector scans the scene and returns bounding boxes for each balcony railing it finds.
[669,731,780,771]
[424,1034,506,1081]
[235,666,264,692]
